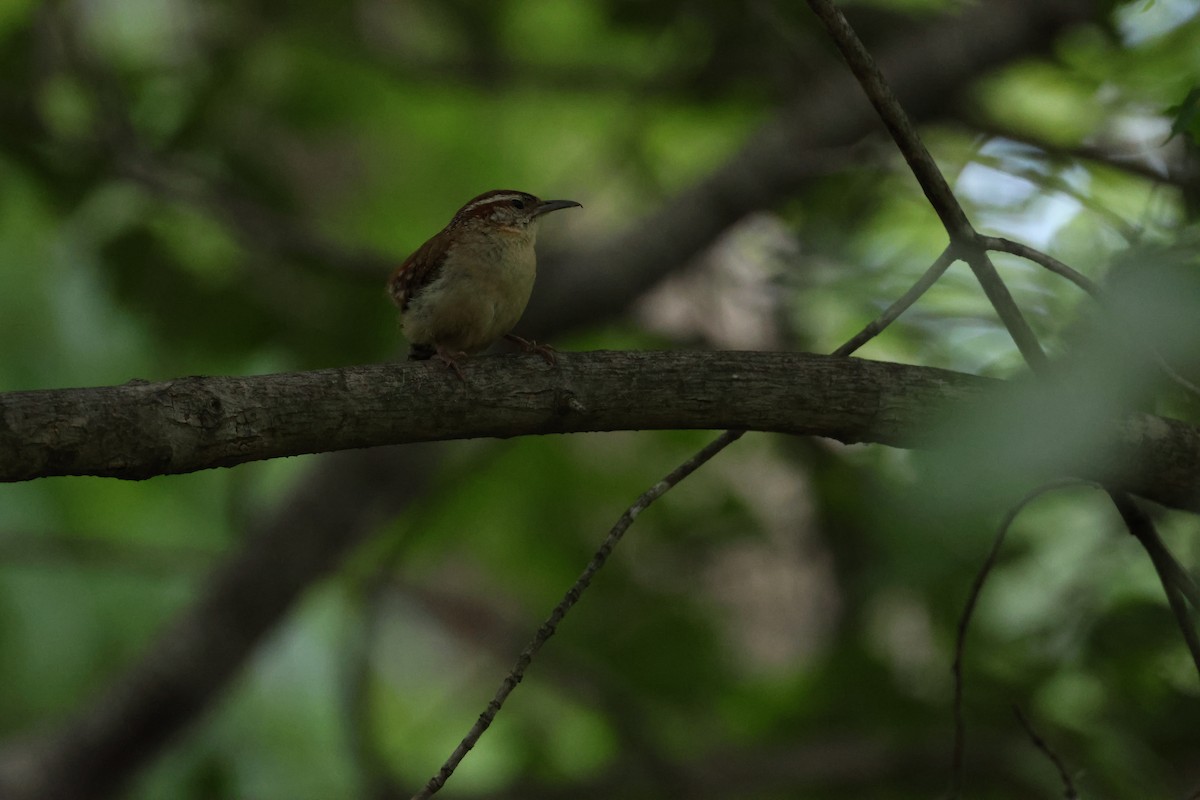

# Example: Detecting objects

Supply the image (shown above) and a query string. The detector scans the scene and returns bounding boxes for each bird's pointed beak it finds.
[532,199,582,217]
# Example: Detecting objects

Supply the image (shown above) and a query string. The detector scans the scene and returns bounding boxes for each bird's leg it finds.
[505,333,557,366]
[434,345,469,381]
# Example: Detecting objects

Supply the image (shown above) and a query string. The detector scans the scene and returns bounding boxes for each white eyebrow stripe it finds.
[460,192,527,213]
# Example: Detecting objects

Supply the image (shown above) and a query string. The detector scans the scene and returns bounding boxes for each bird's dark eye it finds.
[511,199,525,209]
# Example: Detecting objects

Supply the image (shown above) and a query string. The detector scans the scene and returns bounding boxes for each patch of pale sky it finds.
[1117,0,1200,44]
[955,143,1086,249]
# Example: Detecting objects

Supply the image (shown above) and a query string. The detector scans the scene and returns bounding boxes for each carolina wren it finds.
[388,189,581,378]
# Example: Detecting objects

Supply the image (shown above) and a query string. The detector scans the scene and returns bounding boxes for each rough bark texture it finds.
[2,350,1198,512]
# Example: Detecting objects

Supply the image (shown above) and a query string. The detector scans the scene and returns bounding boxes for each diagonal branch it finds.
[803,0,1048,368]
[833,246,956,357]
[1012,706,1079,800]
[1110,496,1200,662]
[981,237,1101,296]
[411,429,743,798]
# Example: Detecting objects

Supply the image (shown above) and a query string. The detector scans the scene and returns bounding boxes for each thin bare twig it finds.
[802,1,971,242]
[834,246,956,356]
[1013,706,1079,800]
[951,480,1200,798]
[803,0,1048,370]
[984,236,1200,401]
[950,480,1200,800]
[410,429,745,799]
[951,478,1092,798]
[980,237,1101,296]
[1110,495,1200,678]
[753,2,964,359]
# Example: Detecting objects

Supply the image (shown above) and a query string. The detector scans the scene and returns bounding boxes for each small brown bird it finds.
[388,189,581,378]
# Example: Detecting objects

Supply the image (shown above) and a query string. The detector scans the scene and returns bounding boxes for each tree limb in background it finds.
[0,443,439,800]
[76,0,1101,334]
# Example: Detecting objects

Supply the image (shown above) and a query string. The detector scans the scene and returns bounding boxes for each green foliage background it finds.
[1,0,1199,798]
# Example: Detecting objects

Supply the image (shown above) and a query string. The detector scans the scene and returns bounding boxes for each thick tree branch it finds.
[2,350,1198,512]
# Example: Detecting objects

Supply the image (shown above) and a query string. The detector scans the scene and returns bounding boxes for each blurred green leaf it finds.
[1165,85,1200,144]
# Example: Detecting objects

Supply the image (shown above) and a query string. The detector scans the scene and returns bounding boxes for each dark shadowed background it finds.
[1,0,1199,798]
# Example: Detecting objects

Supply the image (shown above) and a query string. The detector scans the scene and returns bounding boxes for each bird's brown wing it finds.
[388,232,452,312]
